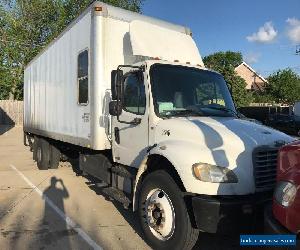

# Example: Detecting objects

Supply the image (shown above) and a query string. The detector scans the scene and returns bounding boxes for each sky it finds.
[142,0,300,77]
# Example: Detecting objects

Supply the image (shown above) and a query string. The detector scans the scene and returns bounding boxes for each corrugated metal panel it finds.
[24,11,92,147]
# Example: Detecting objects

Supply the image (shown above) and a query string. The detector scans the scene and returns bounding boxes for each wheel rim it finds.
[143,188,175,241]
[37,147,42,163]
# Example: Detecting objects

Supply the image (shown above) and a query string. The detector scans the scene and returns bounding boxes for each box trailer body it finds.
[24,2,202,150]
[24,2,296,249]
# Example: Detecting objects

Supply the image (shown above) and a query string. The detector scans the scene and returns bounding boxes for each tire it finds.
[138,170,199,250]
[49,144,60,169]
[36,138,50,170]
[33,136,39,161]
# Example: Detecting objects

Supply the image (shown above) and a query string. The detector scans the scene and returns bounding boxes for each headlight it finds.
[274,181,297,207]
[192,163,238,183]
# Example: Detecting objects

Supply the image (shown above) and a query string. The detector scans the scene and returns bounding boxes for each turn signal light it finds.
[95,6,102,11]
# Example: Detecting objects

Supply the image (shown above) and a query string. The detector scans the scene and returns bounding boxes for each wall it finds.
[0,100,23,126]
[235,64,266,91]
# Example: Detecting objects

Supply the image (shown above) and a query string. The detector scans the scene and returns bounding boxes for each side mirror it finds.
[109,100,122,116]
[111,69,123,100]
[111,70,117,100]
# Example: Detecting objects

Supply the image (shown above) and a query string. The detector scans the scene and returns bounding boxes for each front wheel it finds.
[138,170,199,250]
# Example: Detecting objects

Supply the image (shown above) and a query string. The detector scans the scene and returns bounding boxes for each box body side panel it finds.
[24,11,92,148]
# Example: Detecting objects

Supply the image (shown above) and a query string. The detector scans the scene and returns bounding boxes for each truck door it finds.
[111,72,149,168]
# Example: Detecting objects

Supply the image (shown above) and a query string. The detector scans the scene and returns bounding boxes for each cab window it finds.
[123,74,146,115]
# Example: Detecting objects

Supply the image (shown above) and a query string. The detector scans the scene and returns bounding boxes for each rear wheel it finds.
[49,144,60,169]
[138,170,199,250]
[33,136,39,161]
[36,138,50,170]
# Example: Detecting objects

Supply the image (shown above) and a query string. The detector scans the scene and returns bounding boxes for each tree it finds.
[62,0,143,25]
[203,51,243,72]
[203,51,253,107]
[0,0,143,100]
[1,1,64,99]
[252,92,274,104]
[266,69,300,105]
[0,5,13,99]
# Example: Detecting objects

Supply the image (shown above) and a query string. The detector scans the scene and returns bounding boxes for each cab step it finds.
[102,186,131,209]
[111,164,137,180]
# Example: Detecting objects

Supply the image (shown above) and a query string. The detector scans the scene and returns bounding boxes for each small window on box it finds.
[78,50,89,104]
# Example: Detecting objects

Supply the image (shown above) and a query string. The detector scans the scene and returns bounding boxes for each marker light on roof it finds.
[95,7,102,11]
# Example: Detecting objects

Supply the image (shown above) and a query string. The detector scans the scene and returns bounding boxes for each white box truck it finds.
[24,2,295,249]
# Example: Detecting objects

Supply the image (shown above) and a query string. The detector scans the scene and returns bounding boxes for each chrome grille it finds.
[253,146,279,192]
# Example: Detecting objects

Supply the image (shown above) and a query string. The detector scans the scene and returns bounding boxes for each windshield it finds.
[150,64,236,118]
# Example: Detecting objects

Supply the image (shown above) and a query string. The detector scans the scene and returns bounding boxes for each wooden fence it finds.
[0,100,23,126]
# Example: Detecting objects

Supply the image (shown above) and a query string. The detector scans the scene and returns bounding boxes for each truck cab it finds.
[108,59,295,247]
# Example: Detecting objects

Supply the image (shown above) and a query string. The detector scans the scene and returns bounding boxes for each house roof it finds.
[235,61,268,83]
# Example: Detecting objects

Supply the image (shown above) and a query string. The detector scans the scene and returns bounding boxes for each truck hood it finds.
[153,116,295,195]
[155,116,294,151]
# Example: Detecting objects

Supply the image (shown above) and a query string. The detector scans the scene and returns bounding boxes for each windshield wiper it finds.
[206,106,238,117]
[162,109,204,117]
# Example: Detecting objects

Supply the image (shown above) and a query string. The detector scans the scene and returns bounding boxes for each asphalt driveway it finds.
[0,126,244,250]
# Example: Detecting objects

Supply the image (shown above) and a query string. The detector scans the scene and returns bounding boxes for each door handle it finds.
[131,118,141,125]
[114,127,120,144]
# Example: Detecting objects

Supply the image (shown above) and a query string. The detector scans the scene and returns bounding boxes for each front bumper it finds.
[191,192,272,234]
[264,204,290,234]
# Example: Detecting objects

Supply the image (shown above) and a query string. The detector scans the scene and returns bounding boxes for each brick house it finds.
[235,62,267,91]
